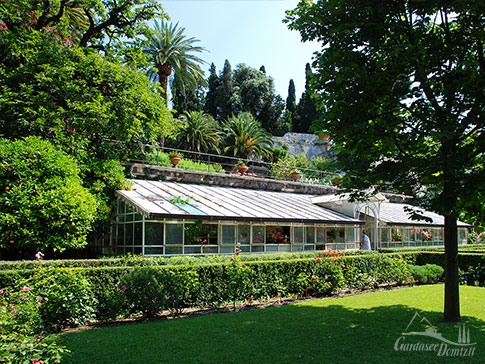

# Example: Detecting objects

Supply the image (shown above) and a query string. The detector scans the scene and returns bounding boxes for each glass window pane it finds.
[237,225,250,244]
[203,246,218,254]
[165,246,183,255]
[145,222,163,246]
[316,227,326,243]
[221,225,236,245]
[125,223,133,245]
[144,247,163,255]
[266,225,290,244]
[165,224,183,245]
[305,227,315,244]
[220,246,234,254]
[184,246,201,254]
[252,226,265,244]
[184,222,218,245]
[380,228,390,243]
[294,227,304,244]
[134,223,142,246]
[327,228,344,243]
[458,228,467,244]
[391,227,403,242]
[347,227,356,242]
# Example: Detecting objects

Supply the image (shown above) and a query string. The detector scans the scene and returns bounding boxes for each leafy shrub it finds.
[0,137,98,253]
[165,269,200,315]
[0,286,70,364]
[226,251,255,309]
[408,264,444,283]
[0,332,69,364]
[25,267,96,332]
[120,267,168,318]
[459,257,485,287]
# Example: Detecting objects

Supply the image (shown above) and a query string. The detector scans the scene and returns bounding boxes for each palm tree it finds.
[143,20,207,102]
[177,111,221,159]
[223,112,274,159]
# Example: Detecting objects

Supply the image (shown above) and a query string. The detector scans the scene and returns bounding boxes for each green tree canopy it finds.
[231,64,285,133]
[0,137,98,255]
[286,0,485,321]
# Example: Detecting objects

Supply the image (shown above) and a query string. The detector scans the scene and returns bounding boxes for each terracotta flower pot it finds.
[169,155,182,167]
[291,173,300,181]
[333,177,343,184]
[237,166,249,175]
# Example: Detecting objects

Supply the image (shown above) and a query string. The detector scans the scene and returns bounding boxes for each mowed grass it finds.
[59,285,485,364]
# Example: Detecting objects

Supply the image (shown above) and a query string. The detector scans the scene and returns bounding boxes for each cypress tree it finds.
[293,63,320,133]
[286,79,296,114]
[217,59,234,120]
[204,63,219,118]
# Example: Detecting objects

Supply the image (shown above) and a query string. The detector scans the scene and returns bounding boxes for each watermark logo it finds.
[394,312,477,357]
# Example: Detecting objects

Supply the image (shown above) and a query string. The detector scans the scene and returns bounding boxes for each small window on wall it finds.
[327,227,344,243]
[305,227,315,244]
[237,225,250,244]
[145,222,163,245]
[294,227,304,244]
[221,225,236,245]
[165,223,183,245]
[252,226,265,244]
[184,221,218,245]
[266,225,290,244]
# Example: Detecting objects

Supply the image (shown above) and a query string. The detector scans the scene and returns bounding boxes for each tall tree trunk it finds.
[444,212,460,322]
[157,62,172,103]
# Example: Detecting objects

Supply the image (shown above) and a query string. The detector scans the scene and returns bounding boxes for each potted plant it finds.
[290,169,301,181]
[318,132,330,142]
[168,151,182,168]
[333,176,343,185]
[235,160,249,175]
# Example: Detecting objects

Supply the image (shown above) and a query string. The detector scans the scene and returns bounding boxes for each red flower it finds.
[1,23,7,30]
[247,297,253,300]
[317,258,321,262]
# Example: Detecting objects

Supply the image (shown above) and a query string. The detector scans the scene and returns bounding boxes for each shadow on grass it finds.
[59,297,485,364]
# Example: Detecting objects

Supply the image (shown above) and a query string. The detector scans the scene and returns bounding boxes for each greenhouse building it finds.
[112,172,471,256]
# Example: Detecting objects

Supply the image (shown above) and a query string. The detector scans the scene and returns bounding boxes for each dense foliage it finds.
[0,137,97,253]
[286,0,485,321]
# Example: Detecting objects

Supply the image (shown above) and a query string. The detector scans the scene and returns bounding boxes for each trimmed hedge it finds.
[0,250,370,270]
[0,253,413,322]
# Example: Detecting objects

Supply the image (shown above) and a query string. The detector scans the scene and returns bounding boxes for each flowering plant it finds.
[227,243,254,310]
[421,229,433,242]
[391,228,402,242]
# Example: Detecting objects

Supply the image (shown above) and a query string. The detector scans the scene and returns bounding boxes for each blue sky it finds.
[162,0,320,101]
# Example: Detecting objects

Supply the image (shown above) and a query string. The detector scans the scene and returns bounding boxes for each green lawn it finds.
[59,285,485,364]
